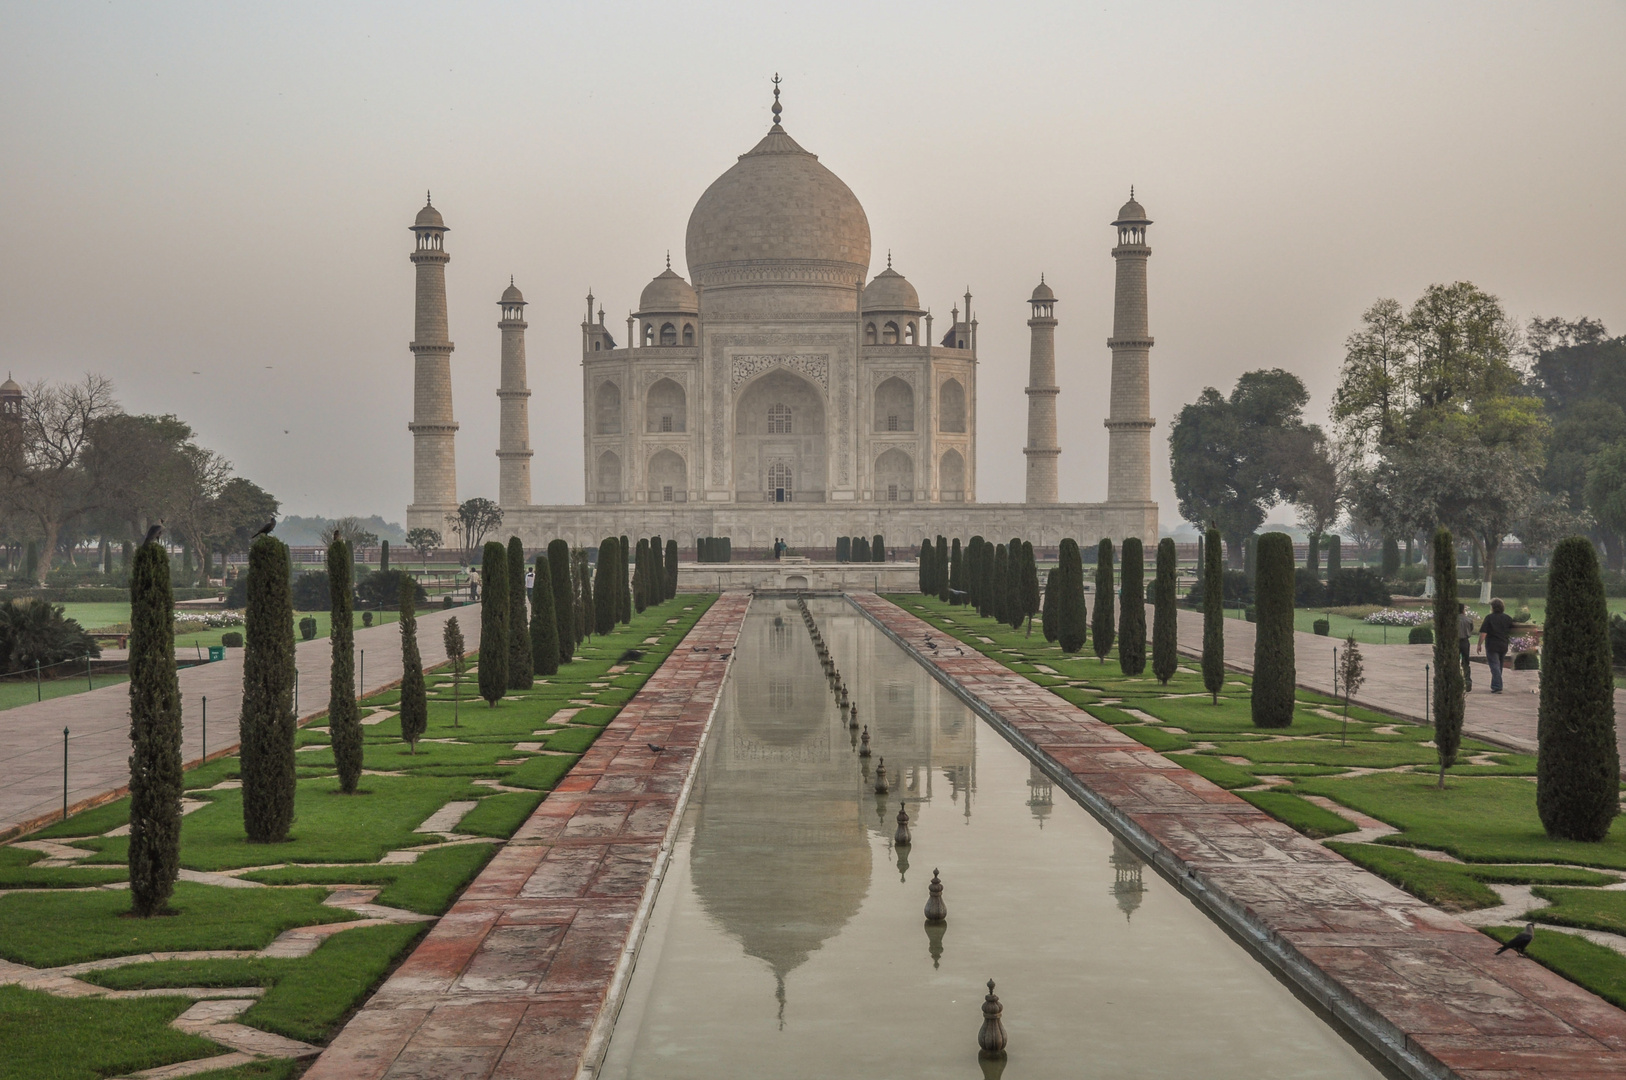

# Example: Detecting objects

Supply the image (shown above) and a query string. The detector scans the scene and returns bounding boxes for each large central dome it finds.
[685,124,871,314]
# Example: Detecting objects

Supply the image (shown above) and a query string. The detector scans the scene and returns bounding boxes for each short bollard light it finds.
[978,979,1008,1057]
[925,867,947,923]
[873,756,889,794]
[859,725,871,757]
[894,804,911,846]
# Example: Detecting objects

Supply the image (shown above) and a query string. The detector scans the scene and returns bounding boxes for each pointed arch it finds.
[938,378,966,433]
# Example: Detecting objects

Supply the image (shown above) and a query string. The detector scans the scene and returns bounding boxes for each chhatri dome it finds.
[638,264,699,313]
[684,78,870,315]
[414,195,446,230]
[862,260,921,312]
[500,279,524,305]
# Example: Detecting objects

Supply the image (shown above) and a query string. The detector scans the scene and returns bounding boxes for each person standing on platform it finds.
[1477,598,1514,694]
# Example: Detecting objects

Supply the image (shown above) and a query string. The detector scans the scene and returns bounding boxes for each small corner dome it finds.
[414,203,446,229]
[1113,195,1149,225]
[500,282,525,304]
[1030,279,1055,302]
[638,268,699,313]
[862,267,920,312]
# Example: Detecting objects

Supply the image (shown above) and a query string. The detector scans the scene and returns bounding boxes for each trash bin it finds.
[208,646,225,662]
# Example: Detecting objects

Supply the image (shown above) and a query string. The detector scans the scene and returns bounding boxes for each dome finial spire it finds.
[887,249,892,269]
[426,189,432,206]
[771,73,783,128]
[666,249,671,270]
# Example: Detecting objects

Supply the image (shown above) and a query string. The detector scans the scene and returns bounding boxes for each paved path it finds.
[1169,607,1626,758]
[856,592,1626,1080]
[0,605,482,840]
[302,592,750,1080]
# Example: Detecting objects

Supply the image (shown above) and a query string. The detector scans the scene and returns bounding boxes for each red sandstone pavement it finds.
[856,592,1626,1080]
[301,591,750,1080]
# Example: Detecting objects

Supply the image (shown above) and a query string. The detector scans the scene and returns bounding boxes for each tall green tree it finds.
[665,538,678,599]
[547,539,575,663]
[1536,535,1619,839]
[966,537,983,610]
[1251,532,1296,728]
[1169,369,1319,564]
[949,538,963,603]
[1020,541,1040,634]
[1118,538,1146,675]
[506,537,532,690]
[1042,566,1059,643]
[127,538,182,916]
[1325,535,1341,581]
[1381,537,1401,578]
[918,539,933,594]
[991,544,1009,623]
[1152,538,1178,685]
[327,538,362,795]
[618,534,632,623]
[649,534,665,605]
[379,539,390,574]
[531,553,560,677]
[575,547,593,641]
[1056,539,1087,654]
[979,540,996,619]
[634,537,650,613]
[398,575,427,752]
[1091,540,1115,662]
[937,536,950,603]
[478,541,509,705]
[1202,526,1225,704]
[240,534,296,842]
[442,616,465,729]
[1005,536,1025,630]
[594,538,618,635]
[1430,528,1464,785]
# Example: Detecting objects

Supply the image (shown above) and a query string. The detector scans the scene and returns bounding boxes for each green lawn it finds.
[60,602,400,650]
[0,593,716,1071]
[0,671,129,712]
[887,592,1626,1011]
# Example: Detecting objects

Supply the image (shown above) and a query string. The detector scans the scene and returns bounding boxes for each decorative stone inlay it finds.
[730,354,830,393]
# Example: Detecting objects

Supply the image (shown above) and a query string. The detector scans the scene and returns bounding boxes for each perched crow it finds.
[143,522,164,545]
[252,519,276,538]
[647,742,665,753]
[1497,923,1536,956]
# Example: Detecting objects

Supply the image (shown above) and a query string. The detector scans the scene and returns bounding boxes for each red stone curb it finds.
[849,592,1626,1080]
[302,593,752,1080]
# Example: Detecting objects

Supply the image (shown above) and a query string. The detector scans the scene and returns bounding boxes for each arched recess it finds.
[875,448,914,501]
[873,376,914,432]
[595,381,622,434]
[660,322,678,346]
[647,449,687,502]
[733,368,827,502]
[865,323,877,345]
[596,450,622,502]
[939,448,965,500]
[646,378,687,433]
[882,321,899,345]
[939,378,966,433]
[682,323,695,346]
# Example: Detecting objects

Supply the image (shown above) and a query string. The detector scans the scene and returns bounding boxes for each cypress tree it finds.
[548,539,574,663]
[240,534,296,843]
[593,538,617,635]
[23,540,38,582]
[992,544,1009,623]
[873,534,885,562]
[531,553,560,677]
[479,541,509,705]
[1537,536,1619,840]
[398,575,427,751]
[1251,532,1296,728]
[1326,535,1342,581]
[1382,536,1401,578]
[1056,539,1087,653]
[935,536,949,602]
[666,538,678,599]
[919,539,933,594]
[949,538,963,604]
[1005,536,1024,630]
[1118,538,1146,675]
[1152,537,1178,684]
[1430,528,1464,785]
[128,537,182,916]
[836,536,850,563]
[979,541,996,619]
[618,535,632,623]
[327,538,362,795]
[1306,531,1322,576]
[1203,526,1225,704]
[380,539,390,574]
[965,537,982,609]
[634,538,650,613]
[1194,533,1205,589]
[443,617,465,729]
[649,534,664,605]
[1020,541,1040,634]
[507,537,532,689]
[575,548,593,641]
[1092,540,1115,662]
[1042,567,1059,642]
[1244,534,1258,586]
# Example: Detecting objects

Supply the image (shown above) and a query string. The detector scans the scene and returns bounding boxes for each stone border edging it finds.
[849,592,1626,1080]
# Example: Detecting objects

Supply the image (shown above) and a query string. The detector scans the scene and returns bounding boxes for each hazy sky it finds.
[4,1,1622,525]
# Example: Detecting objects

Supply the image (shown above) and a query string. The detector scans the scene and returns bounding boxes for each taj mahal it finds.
[404,82,1158,552]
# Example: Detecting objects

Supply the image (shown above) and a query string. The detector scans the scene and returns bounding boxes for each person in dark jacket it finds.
[1477,598,1515,694]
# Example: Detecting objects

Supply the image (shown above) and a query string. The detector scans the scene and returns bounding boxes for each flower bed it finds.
[1363,608,1431,627]
[174,611,244,630]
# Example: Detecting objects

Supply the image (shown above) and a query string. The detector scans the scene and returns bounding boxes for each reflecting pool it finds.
[600,599,1388,1078]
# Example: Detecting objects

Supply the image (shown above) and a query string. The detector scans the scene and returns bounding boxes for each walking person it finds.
[1477,598,1515,694]
[1457,602,1475,692]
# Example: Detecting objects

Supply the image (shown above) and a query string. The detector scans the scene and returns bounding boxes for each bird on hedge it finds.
[143,522,164,545]
[252,519,276,538]
[1496,923,1535,956]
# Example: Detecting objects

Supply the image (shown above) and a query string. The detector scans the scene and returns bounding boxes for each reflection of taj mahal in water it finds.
[404,81,1158,549]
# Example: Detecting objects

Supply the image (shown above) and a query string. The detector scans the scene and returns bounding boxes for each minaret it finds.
[407,194,458,530]
[1106,190,1154,504]
[496,278,533,508]
[1024,277,1060,503]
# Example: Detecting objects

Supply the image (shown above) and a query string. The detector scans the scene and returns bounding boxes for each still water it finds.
[600,599,1387,1078]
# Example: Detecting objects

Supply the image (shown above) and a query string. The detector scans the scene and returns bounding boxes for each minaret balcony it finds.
[409,341,456,353]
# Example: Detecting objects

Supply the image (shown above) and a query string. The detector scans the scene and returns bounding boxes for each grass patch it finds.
[0,845,127,888]
[1482,925,1626,1011]
[83,921,426,1044]
[1117,725,1192,753]
[508,753,580,791]
[0,882,353,967]
[543,726,605,754]
[1531,886,1626,936]
[459,791,545,837]
[34,797,133,839]
[0,985,226,1080]
[1236,790,1358,838]
[1166,753,1257,790]
[240,843,497,915]
[1326,842,1501,911]
[1218,738,1442,769]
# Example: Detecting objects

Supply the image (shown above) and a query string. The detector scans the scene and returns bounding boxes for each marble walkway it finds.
[300,591,751,1080]
[0,605,481,840]
[856,592,1626,1080]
